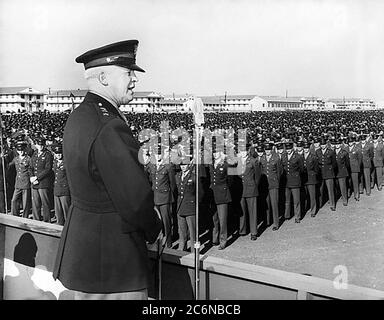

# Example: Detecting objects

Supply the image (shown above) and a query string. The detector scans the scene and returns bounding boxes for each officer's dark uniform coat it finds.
[146,163,176,206]
[316,148,337,179]
[281,151,304,188]
[209,162,232,204]
[175,165,205,217]
[302,152,319,185]
[53,159,70,197]
[238,157,262,198]
[53,92,162,293]
[349,144,363,173]
[335,149,350,178]
[30,149,53,189]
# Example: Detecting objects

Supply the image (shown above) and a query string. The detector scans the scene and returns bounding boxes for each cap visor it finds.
[130,64,145,72]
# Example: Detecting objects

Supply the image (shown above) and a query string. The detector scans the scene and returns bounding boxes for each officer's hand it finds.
[30,176,37,183]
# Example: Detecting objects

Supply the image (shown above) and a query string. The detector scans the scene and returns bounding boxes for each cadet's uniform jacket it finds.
[209,161,232,204]
[237,156,261,198]
[281,151,304,188]
[360,142,373,168]
[302,152,319,185]
[260,153,282,190]
[29,149,53,189]
[335,149,350,178]
[175,165,205,217]
[53,92,162,294]
[348,144,363,173]
[146,163,176,206]
[9,155,32,189]
[316,148,337,179]
[373,142,384,167]
[53,159,70,197]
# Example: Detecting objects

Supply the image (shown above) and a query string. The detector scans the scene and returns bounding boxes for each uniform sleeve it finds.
[168,164,177,194]
[93,119,162,243]
[36,152,53,180]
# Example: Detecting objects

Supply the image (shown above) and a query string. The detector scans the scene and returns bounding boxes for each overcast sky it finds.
[0,0,383,100]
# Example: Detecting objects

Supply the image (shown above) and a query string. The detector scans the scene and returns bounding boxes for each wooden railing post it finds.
[297,290,310,300]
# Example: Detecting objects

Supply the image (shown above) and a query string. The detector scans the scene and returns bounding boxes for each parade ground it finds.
[200,189,384,291]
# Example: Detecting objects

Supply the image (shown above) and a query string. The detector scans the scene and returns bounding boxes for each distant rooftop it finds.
[0,86,44,95]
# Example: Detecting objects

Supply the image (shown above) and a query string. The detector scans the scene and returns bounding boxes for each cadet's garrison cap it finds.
[75,40,145,72]
[285,142,294,150]
[303,142,311,149]
[52,144,63,154]
[15,140,27,151]
[264,142,274,151]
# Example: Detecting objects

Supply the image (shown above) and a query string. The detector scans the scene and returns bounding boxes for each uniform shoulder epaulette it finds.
[96,102,118,123]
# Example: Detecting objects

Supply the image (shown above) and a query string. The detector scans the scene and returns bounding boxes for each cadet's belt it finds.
[72,196,116,213]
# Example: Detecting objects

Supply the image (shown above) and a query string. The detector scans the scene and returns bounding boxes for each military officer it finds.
[29,136,53,222]
[316,138,337,211]
[237,142,261,240]
[348,136,362,201]
[372,134,383,191]
[302,141,319,217]
[9,139,32,218]
[53,40,162,300]
[260,142,282,230]
[146,145,176,248]
[52,144,71,226]
[208,139,233,250]
[359,134,374,196]
[281,141,304,222]
[175,157,205,251]
[334,138,350,206]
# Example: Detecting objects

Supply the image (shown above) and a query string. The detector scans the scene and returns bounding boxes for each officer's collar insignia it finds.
[99,106,109,116]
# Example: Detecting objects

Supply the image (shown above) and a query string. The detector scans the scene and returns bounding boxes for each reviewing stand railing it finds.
[1,214,384,300]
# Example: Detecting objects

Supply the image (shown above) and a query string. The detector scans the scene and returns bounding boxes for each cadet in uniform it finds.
[237,142,261,240]
[281,141,303,223]
[372,134,383,191]
[334,138,350,206]
[175,157,205,251]
[360,134,374,196]
[146,145,176,248]
[347,136,362,201]
[52,144,71,226]
[9,139,32,218]
[302,141,319,217]
[53,40,162,300]
[316,138,337,211]
[30,136,53,222]
[260,142,282,230]
[208,139,233,250]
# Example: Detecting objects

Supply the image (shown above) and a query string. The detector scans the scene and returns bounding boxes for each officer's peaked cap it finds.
[75,40,145,72]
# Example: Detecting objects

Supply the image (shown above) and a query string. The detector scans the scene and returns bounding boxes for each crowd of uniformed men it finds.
[1,109,384,251]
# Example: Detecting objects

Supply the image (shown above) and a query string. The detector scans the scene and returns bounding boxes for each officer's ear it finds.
[98,71,108,86]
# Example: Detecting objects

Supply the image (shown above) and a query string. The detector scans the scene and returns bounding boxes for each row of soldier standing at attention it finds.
[141,132,383,251]
[0,134,70,225]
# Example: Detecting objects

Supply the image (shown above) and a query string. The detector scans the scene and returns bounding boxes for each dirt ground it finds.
[202,187,384,291]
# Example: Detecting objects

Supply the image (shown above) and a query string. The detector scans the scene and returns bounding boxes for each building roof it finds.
[327,98,374,103]
[48,89,88,98]
[0,86,44,95]
[133,91,163,98]
[199,96,225,105]
[159,99,186,105]
[260,96,302,103]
